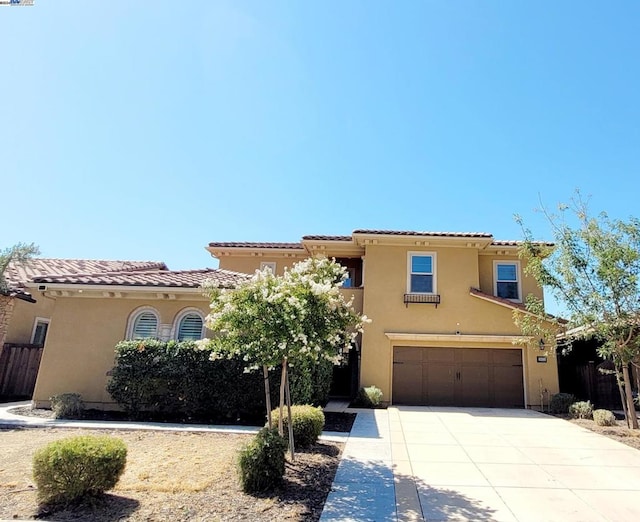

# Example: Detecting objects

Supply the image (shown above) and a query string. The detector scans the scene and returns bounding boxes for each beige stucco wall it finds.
[478,255,543,302]
[32,296,209,409]
[217,255,298,276]
[360,244,559,409]
[5,294,56,345]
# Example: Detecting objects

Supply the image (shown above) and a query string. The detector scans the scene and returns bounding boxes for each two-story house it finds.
[209,230,559,410]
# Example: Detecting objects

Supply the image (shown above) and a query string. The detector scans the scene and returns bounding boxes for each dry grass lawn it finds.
[0,427,342,521]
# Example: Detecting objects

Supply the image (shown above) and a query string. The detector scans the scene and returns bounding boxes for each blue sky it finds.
[2,1,639,279]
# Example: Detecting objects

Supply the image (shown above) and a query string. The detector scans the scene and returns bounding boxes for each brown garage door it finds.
[392,347,524,408]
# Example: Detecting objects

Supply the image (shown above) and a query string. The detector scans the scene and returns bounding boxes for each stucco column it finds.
[0,295,15,351]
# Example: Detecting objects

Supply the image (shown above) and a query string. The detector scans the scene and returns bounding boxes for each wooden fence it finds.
[0,343,44,399]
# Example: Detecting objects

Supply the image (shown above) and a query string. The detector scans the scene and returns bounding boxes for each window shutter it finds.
[178,314,203,341]
[133,312,158,339]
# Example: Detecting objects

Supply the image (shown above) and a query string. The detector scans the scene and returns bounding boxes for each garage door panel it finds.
[460,348,490,364]
[493,365,524,407]
[493,349,523,366]
[460,365,491,406]
[425,363,456,405]
[426,348,456,363]
[392,347,525,408]
[394,346,423,363]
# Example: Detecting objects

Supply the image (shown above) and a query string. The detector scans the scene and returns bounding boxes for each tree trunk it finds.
[263,365,272,429]
[285,363,295,461]
[615,366,629,428]
[622,365,639,429]
[278,359,287,437]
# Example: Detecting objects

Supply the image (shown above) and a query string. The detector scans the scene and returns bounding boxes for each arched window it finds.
[127,308,159,340]
[175,309,205,341]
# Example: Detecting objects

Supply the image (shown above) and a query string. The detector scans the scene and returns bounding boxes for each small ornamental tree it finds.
[0,242,40,293]
[517,194,640,428]
[200,257,369,456]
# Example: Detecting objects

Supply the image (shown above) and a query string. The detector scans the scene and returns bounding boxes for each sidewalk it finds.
[0,401,348,442]
[321,408,396,521]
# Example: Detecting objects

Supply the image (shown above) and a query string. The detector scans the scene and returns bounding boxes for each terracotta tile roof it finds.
[469,287,527,311]
[491,240,554,247]
[4,258,167,289]
[208,242,304,249]
[353,230,493,238]
[32,268,248,289]
[302,235,353,241]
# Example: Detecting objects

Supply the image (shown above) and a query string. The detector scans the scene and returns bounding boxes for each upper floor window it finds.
[260,261,276,274]
[175,310,205,341]
[128,307,159,340]
[408,252,436,294]
[494,261,521,301]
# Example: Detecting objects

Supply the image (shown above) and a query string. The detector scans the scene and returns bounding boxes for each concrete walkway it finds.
[0,401,348,442]
[322,406,640,521]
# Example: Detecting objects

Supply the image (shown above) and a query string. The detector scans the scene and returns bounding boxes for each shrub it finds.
[49,393,84,419]
[32,435,127,505]
[270,405,325,447]
[107,340,334,422]
[549,393,576,414]
[593,409,617,426]
[238,428,287,493]
[354,385,383,407]
[569,400,593,419]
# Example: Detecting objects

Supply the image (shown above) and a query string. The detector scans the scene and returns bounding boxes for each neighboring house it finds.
[208,230,559,410]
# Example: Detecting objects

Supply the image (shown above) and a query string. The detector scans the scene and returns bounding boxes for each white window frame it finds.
[173,308,206,341]
[30,317,50,345]
[407,252,437,294]
[260,261,276,274]
[126,306,160,340]
[493,260,522,303]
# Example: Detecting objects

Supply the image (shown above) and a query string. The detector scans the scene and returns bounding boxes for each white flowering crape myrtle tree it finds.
[200,257,369,458]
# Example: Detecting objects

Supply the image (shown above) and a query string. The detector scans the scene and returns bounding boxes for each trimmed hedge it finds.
[593,409,617,426]
[569,400,593,419]
[238,427,287,493]
[33,435,127,505]
[353,385,384,408]
[106,340,334,422]
[50,393,84,419]
[271,405,325,447]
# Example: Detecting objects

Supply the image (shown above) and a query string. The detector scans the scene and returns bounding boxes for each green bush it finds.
[549,393,576,414]
[593,409,617,426]
[238,427,287,493]
[106,340,334,422]
[354,385,383,407]
[569,400,593,419]
[32,435,127,505]
[50,393,84,419]
[270,405,325,447]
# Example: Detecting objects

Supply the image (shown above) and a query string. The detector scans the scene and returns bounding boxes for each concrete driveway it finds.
[321,406,640,521]
[392,406,640,521]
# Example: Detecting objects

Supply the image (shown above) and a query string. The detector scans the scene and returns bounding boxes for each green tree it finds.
[0,242,40,293]
[200,257,369,456]
[517,195,640,428]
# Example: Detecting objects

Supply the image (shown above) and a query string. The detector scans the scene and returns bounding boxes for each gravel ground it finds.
[0,427,343,521]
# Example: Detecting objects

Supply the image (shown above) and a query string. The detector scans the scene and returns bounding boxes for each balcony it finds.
[403,293,441,308]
